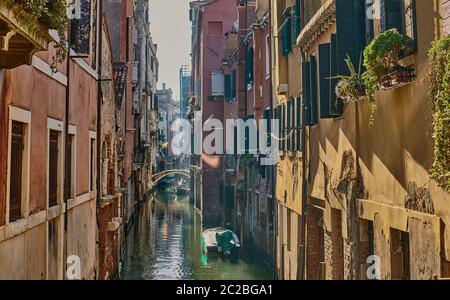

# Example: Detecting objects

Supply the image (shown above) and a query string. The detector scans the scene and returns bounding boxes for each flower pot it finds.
[380,66,415,90]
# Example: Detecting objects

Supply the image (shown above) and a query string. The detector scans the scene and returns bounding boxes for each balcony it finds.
[0,0,55,69]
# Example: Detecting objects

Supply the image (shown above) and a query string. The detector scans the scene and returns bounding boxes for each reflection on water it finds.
[121,186,272,280]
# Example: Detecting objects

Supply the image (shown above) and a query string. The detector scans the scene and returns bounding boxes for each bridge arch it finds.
[150,169,190,187]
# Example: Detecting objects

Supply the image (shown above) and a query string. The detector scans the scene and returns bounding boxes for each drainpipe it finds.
[300,49,308,281]
[97,1,103,207]
[268,0,277,280]
[63,15,72,281]
[96,0,103,279]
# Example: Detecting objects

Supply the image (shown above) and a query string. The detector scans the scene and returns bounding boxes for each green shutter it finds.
[277,106,282,151]
[319,43,333,119]
[302,61,311,126]
[281,8,293,56]
[225,186,234,209]
[291,2,301,46]
[231,69,237,98]
[382,0,402,33]
[225,74,231,100]
[287,99,291,150]
[310,56,318,125]
[330,34,343,116]
[296,97,301,151]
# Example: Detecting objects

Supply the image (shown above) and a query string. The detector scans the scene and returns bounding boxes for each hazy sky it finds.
[150,0,192,101]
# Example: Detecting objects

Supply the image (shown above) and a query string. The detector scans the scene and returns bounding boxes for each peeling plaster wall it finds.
[303,0,450,279]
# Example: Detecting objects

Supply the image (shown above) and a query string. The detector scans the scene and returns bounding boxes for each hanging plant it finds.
[428,36,450,191]
[332,55,366,104]
[362,29,413,124]
[8,0,70,69]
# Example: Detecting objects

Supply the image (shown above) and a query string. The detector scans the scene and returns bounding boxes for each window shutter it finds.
[211,71,225,97]
[276,106,282,151]
[225,186,235,209]
[291,2,301,46]
[302,61,311,126]
[336,0,366,75]
[310,56,318,125]
[319,43,333,119]
[234,125,238,155]
[382,0,402,33]
[10,121,24,222]
[296,97,301,151]
[287,99,291,151]
[49,131,59,208]
[281,8,293,56]
[330,34,343,116]
[224,74,231,100]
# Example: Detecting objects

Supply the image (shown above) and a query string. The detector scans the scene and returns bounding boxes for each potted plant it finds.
[333,55,366,104]
[362,29,415,123]
[8,0,69,67]
[363,28,415,92]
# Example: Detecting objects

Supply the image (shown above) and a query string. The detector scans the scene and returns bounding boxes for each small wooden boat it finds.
[201,228,241,257]
[176,180,190,195]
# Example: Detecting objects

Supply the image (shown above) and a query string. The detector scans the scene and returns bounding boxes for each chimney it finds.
[163,83,166,90]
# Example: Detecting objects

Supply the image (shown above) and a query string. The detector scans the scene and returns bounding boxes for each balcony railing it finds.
[0,0,66,69]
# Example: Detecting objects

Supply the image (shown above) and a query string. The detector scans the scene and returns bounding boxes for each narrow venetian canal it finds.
[121,185,272,280]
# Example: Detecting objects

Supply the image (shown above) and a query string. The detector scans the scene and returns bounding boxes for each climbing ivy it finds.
[428,36,450,191]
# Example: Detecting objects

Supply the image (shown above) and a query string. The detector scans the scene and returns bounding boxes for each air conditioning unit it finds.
[277,83,289,94]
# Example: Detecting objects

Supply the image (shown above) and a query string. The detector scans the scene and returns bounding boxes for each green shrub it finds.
[362,29,409,124]
[428,36,450,191]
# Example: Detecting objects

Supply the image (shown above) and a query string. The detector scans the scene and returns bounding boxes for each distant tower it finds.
[179,65,192,119]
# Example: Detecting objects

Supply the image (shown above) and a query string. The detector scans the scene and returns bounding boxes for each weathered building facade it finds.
[0,0,160,280]
[189,0,236,227]
[271,0,304,280]
[271,0,450,280]
[0,0,100,279]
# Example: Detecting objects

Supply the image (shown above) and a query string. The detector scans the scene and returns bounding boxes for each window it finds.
[7,107,31,224]
[70,0,91,55]
[49,130,59,208]
[9,122,24,222]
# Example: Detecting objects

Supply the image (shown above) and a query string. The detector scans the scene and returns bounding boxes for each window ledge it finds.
[398,54,415,67]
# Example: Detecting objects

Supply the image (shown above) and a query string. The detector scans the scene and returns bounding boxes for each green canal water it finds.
[121,186,272,280]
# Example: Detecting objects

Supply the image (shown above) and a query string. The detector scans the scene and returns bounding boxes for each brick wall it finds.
[444,0,450,35]
[331,209,344,279]
[306,205,324,280]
